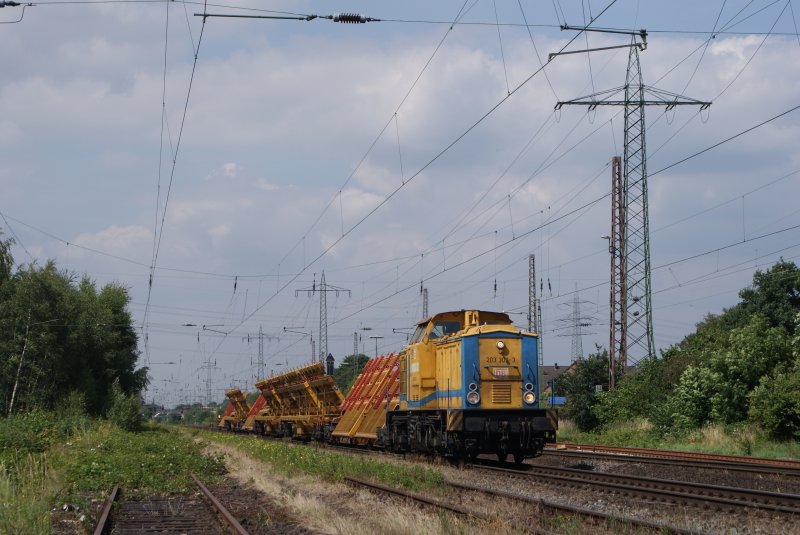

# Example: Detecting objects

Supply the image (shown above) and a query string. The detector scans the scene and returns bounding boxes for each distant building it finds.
[540,361,577,406]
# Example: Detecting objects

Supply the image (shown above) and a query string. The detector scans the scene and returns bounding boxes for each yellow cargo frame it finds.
[218,388,251,429]
[251,361,344,438]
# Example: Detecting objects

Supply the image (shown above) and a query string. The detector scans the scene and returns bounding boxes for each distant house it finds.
[540,361,577,406]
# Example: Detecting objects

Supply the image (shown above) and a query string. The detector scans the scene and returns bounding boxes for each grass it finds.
[0,415,229,535]
[57,423,227,500]
[0,452,56,535]
[558,418,800,459]
[195,429,445,492]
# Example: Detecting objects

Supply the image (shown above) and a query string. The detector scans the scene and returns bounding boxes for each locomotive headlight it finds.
[468,382,478,392]
[524,391,536,405]
[524,383,534,392]
[496,340,505,350]
[467,390,481,405]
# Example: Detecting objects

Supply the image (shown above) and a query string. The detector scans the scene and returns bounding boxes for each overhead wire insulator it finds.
[333,13,375,24]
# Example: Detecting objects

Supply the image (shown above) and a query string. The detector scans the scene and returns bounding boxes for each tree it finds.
[0,234,13,283]
[557,349,608,432]
[333,353,370,395]
[722,260,800,335]
[748,364,800,440]
[665,315,793,428]
[594,346,693,432]
[0,243,146,416]
[748,313,800,439]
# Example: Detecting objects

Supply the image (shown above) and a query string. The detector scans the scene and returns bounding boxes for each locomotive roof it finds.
[416,310,513,326]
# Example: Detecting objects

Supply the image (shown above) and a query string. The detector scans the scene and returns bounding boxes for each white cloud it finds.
[71,224,150,259]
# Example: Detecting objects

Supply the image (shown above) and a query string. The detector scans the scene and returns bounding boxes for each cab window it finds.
[429,321,461,339]
[409,325,425,344]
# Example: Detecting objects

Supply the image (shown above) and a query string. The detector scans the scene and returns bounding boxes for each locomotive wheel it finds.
[497,452,507,463]
[513,452,525,464]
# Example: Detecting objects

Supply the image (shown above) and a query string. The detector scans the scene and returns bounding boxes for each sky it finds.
[1,0,799,408]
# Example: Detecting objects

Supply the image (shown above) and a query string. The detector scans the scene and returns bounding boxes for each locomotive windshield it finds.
[409,325,425,344]
[429,321,461,339]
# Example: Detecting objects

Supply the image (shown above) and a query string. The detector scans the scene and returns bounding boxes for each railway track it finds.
[93,474,248,535]
[471,463,800,515]
[345,475,697,534]
[547,443,800,475]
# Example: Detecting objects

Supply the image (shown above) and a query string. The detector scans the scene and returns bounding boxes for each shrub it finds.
[107,381,143,432]
[748,364,800,440]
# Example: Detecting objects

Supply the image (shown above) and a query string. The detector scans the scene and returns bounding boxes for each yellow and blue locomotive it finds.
[374,309,557,462]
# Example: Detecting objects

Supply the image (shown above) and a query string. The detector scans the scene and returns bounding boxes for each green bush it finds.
[107,381,143,432]
[0,412,54,456]
[749,364,800,440]
[0,404,93,460]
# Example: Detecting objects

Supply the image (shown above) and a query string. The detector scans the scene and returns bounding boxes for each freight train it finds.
[219,310,557,462]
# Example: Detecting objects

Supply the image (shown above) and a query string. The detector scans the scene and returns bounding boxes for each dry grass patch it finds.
[202,440,508,535]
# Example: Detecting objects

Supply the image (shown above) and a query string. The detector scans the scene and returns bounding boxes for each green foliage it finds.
[557,349,608,432]
[201,430,443,492]
[749,361,800,440]
[667,365,721,430]
[60,424,226,499]
[0,234,13,284]
[594,347,692,433]
[0,453,52,535]
[665,315,793,429]
[107,381,143,432]
[595,261,800,437]
[0,409,93,459]
[177,403,220,425]
[730,260,800,335]
[332,353,370,395]
[0,241,147,416]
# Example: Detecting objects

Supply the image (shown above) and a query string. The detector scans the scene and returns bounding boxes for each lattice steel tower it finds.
[528,254,543,365]
[554,31,710,369]
[296,272,350,362]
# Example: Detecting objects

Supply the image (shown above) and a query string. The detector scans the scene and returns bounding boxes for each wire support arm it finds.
[193,12,380,23]
[549,42,643,61]
[556,86,711,111]
[561,24,647,41]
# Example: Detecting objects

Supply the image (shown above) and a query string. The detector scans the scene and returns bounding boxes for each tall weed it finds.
[0,453,54,535]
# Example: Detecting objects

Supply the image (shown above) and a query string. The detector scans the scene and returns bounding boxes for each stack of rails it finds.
[331,354,400,445]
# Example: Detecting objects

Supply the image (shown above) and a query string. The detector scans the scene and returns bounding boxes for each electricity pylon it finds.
[553,29,710,371]
[296,272,350,362]
[528,254,543,365]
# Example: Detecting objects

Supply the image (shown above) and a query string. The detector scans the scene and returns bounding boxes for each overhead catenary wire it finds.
[201,1,623,357]
[142,0,209,362]
[6,2,788,398]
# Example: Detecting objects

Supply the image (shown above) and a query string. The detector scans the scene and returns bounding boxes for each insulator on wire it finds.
[334,12,368,23]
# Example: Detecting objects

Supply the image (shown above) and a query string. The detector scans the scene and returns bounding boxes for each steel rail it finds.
[446,479,703,535]
[92,484,119,535]
[92,476,249,535]
[191,473,249,535]
[344,476,491,521]
[543,449,800,477]
[548,443,800,470]
[474,464,800,515]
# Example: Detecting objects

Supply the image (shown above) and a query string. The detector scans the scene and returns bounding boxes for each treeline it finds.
[557,260,800,440]
[0,234,146,417]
